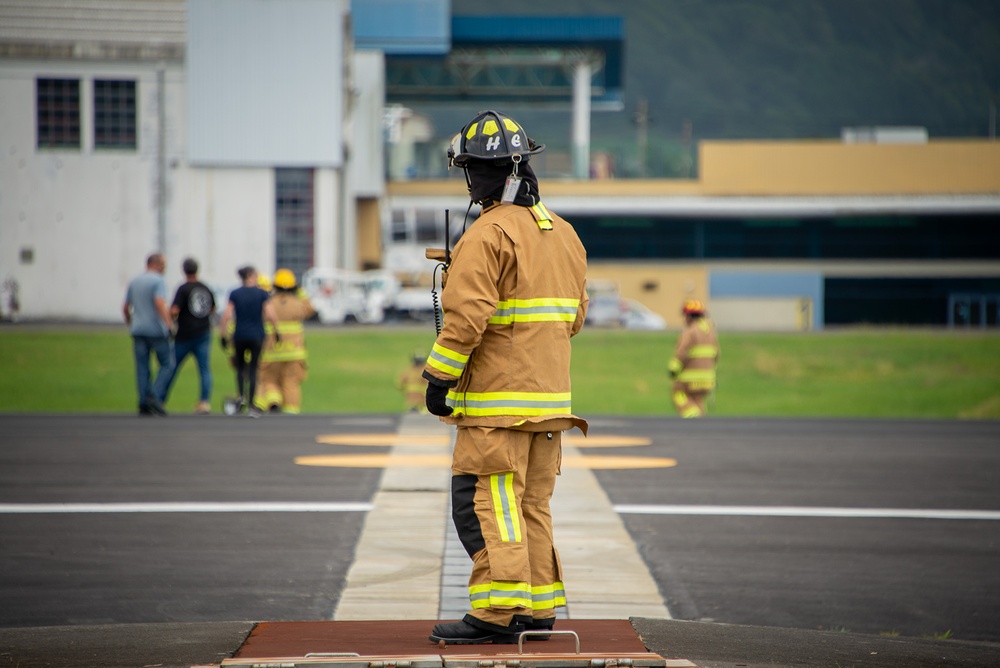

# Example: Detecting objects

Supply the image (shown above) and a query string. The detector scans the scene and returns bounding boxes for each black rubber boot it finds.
[524,617,555,641]
[428,615,525,645]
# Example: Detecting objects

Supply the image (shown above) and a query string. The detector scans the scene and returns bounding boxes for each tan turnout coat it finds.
[423,201,589,434]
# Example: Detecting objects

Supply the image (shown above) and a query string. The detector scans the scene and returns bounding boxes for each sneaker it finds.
[428,615,524,645]
[147,400,168,417]
[194,401,211,415]
[138,405,154,417]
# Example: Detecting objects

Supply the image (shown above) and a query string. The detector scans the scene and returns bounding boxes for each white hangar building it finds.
[0,0,400,321]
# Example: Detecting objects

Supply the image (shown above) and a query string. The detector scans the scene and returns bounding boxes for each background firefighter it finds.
[397,353,429,413]
[256,268,315,414]
[668,299,720,418]
[422,110,589,645]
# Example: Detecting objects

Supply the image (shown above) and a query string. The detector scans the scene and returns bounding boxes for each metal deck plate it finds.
[220,620,674,668]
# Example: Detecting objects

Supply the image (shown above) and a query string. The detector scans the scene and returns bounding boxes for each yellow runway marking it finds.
[314,434,652,448]
[315,434,447,446]
[295,454,676,470]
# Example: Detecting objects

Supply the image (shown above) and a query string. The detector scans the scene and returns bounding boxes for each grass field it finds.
[1,325,998,419]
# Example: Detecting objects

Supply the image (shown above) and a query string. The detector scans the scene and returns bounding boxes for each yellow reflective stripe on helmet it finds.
[427,342,469,378]
[447,390,572,417]
[465,122,479,139]
[688,344,718,359]
[489,298,580,325]
[531,582,567,610]
[503,118,520,132]
[469,582,532,609]
[490,472,522,543]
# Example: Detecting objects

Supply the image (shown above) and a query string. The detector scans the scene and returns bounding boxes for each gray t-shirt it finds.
[125,271,168,337]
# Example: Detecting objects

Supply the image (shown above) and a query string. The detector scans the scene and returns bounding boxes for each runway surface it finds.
[1,413,998,649]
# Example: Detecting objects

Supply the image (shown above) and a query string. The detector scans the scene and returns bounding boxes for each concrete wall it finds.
[0,59,278,321]
[710,270,824,330]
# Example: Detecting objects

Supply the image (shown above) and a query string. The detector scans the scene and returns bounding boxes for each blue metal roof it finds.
[352,0,450,54]
[384,14,625,105]
[453,15,623,93]
[451,15,623,43]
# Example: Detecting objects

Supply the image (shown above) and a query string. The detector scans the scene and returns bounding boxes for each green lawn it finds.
[1,325,998,419]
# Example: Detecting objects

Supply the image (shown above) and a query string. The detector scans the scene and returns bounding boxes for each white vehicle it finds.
[585,279,627,327]
[585,279,666,330]
[622,298,667,330]
[302,268,399,325]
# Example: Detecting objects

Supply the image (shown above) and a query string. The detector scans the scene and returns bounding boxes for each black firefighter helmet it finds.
[448,110,545,168]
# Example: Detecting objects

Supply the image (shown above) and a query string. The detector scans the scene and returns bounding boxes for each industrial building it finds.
[2,0,998,328]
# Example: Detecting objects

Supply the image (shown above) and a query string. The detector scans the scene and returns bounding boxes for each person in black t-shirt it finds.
[218,265,280,417]
[163,257,216,414]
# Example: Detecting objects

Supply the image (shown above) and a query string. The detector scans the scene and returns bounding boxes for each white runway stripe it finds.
[614,504,1000,521]
[0,502,373,514]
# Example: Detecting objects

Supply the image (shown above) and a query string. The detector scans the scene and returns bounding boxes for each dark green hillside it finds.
[439,0,1000,176]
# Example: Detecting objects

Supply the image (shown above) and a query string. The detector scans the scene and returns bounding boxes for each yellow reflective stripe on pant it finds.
[488,298,580,325]
[447,390,572,417]
[531,582,566,610]
[673,389,704,418]
[427,342,469,378]
[490,473,522,543]
[469,582,532,610]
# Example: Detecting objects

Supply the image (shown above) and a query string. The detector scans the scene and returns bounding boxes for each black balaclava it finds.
[466,160,541,207]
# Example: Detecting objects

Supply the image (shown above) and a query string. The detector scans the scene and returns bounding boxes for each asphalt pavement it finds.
[0,413,998,667]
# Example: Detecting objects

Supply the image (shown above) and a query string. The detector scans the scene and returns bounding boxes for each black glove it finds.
[219,336,229,351]
[424,375,454,417]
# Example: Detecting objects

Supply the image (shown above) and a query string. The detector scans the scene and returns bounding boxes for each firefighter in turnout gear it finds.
[423,110,589,646]
[256,268,315,414]
[668,299,720,418]
[398,353,429,413]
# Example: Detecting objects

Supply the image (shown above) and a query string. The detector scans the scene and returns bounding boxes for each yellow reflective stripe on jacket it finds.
[264,322,305,335]
[490,473,522,543]
[469,582,532,610]
[678,369,716,383]
[427,342,469,378]
[446,390,572,416]
[688,344,718,359]
[531,582,567,610]
[262,346,307,362]
[530,202,554,231]
[489,298,580,325]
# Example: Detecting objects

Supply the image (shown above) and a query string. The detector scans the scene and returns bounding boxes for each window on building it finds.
[36,78,80,149]
[94,79,137,149]
[275,168,315,281]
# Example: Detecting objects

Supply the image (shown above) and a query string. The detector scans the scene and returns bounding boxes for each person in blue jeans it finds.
[123,253,176,416]
[163,257,216,414]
